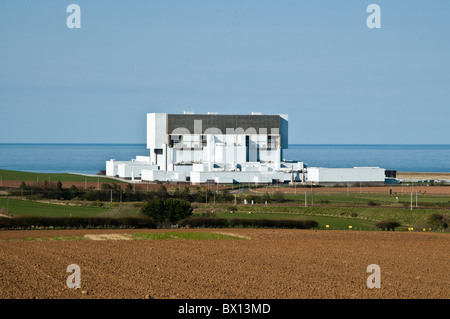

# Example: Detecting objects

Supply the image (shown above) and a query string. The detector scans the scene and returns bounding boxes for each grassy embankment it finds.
[0,197,108,217]
[0,169,121,183]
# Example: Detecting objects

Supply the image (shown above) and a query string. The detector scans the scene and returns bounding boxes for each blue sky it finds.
[0,0,449,144]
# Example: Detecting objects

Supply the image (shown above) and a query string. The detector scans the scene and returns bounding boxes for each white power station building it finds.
[106,112,306,184]
[106,112,387,185]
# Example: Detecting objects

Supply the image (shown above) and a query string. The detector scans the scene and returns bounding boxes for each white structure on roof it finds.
[106,112,306,184]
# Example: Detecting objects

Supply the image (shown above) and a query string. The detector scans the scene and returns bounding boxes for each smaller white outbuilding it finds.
[307,167,386,185]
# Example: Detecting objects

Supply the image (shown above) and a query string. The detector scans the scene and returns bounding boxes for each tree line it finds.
[10,181,287,204]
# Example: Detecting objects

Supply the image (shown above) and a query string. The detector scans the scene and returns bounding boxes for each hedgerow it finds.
[179,217,318,229]
[0,216,156,230]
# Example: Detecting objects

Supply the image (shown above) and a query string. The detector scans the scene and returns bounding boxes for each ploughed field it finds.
[0,229,448,299]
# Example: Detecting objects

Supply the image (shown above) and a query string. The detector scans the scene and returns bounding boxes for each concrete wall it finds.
[106,160,120,176]
[141,169,186,182]
[135,156,151,163]
[147,113,168,170]
[279,114,288,149]
[118,163,158,179]
[190,171,291,184]
[147,113,167,150]
[174,165,194,177]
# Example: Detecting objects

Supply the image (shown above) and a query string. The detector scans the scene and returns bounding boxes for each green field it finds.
[0,198,378,230]
[210,211,377,230]
[0,197,107,217]
[195,200,450,231]
[271,192,450,207]
[0,169,122,183]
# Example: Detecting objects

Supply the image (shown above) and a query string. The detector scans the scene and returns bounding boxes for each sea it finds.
[0,144,449,175]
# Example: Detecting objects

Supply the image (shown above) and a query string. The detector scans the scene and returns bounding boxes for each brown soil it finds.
[0,229,448,299]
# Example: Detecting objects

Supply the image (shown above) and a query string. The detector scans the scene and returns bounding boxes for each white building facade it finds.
[106,112,306,184]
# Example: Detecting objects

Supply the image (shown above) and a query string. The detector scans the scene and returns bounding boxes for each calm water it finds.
[0,144,449,174]
[286,145,450,173]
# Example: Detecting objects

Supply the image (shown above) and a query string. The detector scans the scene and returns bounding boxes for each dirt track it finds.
[0,229,448,299]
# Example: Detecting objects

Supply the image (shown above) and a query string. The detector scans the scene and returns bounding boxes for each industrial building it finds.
[306,167,386,185]
[106,112,388,185]
[106,112,306,184]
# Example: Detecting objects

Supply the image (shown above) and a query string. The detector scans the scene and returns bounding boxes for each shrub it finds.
[229,218,318,229]
[141,198,192,226]
[375,219,401,231]
[199,211,216,218]
[178,217,228,228]
[156,185,169,200]
[165,198,193,224]
[141,197,165,224]
[367,201,379,206]
[426,213,448,230]
[219,191,235,203]
[101,183,112,190]
[90,200,104,207]
[178,217,319,229]
[350,212,358,218]
[192,191,207,203]
[245,194,261,204]
[272,191,285,203]
[226,205,238,213]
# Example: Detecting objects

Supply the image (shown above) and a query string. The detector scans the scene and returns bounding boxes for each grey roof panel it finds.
[167,114,281,135]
